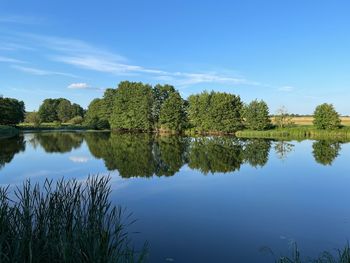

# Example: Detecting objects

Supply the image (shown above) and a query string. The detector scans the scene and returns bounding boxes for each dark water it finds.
[1,132,349,262]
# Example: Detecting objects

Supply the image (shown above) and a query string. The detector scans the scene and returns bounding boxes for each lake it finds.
[1,131,350,262]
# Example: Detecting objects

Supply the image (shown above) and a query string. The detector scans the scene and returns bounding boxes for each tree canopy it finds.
[0,97,25,125]
[243,100,271,130]
[313,103,340,130]
[159,92,187,132]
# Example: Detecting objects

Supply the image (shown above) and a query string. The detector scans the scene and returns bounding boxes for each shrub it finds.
[68,116,84,125]
[313,103,340,130]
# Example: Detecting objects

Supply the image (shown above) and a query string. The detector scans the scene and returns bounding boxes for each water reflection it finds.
[312,140,341,165]
[29,132,84,153]
[0,132,347,175]
[0,135,25,170]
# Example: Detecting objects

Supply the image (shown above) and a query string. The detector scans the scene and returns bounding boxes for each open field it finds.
[271,116,350,126]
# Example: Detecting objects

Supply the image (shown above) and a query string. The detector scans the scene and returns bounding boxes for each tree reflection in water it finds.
[312,140,341,165]
[0,135,25,170]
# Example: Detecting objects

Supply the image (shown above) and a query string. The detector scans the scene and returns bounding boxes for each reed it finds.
[0,176,147,263]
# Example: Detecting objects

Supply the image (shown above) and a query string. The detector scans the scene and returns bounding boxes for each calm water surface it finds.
[1,132,349,262]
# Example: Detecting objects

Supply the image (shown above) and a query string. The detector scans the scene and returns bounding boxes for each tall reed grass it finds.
[0,176,147,263]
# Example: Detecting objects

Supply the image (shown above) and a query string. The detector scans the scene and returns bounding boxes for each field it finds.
[271,116,350,126]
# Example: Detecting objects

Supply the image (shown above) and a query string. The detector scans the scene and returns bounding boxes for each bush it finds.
[0,176,147,262]
[68,116,84,125]
[24,111,41,127]
[313,103,340,130]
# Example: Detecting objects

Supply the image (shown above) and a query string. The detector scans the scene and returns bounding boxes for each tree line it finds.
[1,81,344,132]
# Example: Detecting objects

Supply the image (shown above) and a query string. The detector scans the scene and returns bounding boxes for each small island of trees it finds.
[0,81,348,140]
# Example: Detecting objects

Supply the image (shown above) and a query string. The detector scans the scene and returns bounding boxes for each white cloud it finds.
[67,82,89,89]
[278,86,294,92]
[11,65,78,78]
[0,56,26,63]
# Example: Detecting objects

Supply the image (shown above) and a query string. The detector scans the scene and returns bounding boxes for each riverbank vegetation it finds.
[1,81,350,139]
[0,176,147,262]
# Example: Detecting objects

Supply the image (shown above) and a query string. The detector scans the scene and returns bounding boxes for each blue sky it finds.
[1,0,350,114]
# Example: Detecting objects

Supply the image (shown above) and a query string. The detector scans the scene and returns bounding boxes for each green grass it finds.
[0,125,19,139]
[18,122,89,131]
[0,176,147,263]
[236,126,350,141]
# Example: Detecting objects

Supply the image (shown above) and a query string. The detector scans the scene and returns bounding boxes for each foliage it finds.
[152,84,176,126]
[68,116,84,125]
[313,103,341,130]
[0,125,19,139]
[38,98,84,123]
[0,97,25,125]
[312,140,341,165]
[274,106,294,128]
[159,92,187,132]
[0,176,147,263]
[243,99,271,130]
[24,111,41,127]
[188,91,243,132]
[111,81,154,131]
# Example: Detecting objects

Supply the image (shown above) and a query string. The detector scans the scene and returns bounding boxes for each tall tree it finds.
[111,81,153,131]
[152,84,176,126]
[159,92,187,132]
[0,97,25,125]
[188,91,243,132]
[313,103,340,130]
[57,99,73,122]
[243,99,271,130]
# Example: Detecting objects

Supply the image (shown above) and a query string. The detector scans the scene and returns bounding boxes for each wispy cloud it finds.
[11,65,78,78]
[4,33,272,88]
[278,86,294,92]
[67,82,103,91]
[0,56,26,63]
[69,156,91,163]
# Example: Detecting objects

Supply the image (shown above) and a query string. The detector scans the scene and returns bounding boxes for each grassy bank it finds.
[236,126,350,141]
[18,122,90,131]
[0,125,19,139]
[0,176,147,262]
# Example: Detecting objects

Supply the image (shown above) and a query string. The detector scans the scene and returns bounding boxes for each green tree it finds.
[0,97,25,125]
[57,99,73,123]
[159,92,187,132]
[188,91,243,132]
[243,100,271,130]
[313,103,340,130]
[312,140,341,165]
[38,99,60,122]
[111,81,154,131]
[152,84,176,126]
[71,103,84,118]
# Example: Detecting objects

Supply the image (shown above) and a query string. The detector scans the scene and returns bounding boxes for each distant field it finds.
[271,116,350,126]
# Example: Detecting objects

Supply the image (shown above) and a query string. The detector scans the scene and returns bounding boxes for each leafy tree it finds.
[111,81,153,131]
[71,103,84,118]
[38,99,60,122]
[274,106,294,128]
[159,92,187,132]
[0,97,25,125]
[243,100,271,130]
[312,140,341,165]
[313,103,340,130]
[57,99,73,123]
[188,91,243,132]
[84,99,104,127]
[152,84,176,126]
